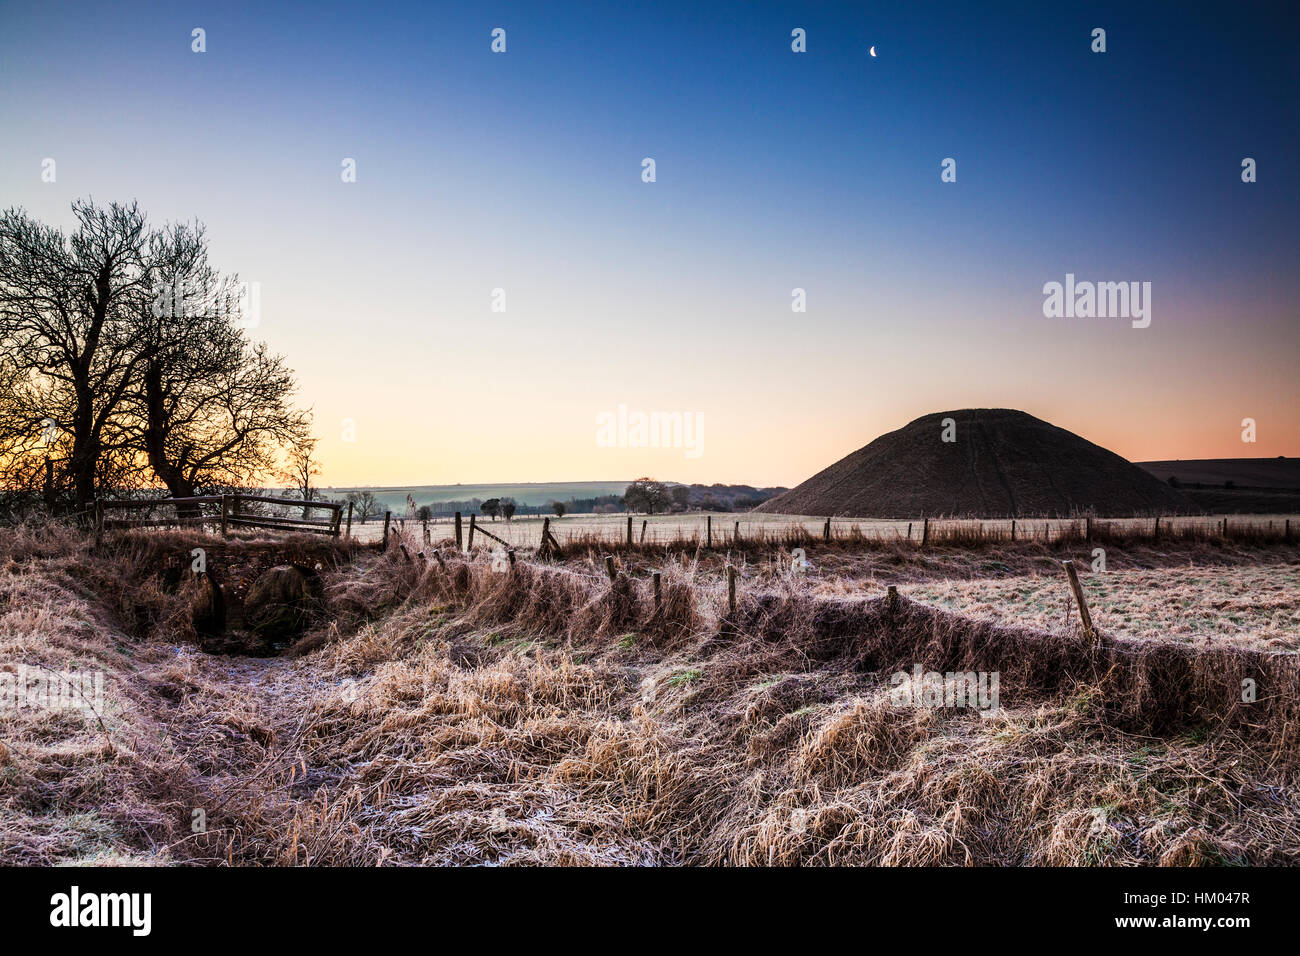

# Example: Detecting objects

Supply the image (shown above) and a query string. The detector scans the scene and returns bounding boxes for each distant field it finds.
[323,481,631,511]
[1138,457,1300,488]
[901,564,1300,651]
[1183,487,1300,514]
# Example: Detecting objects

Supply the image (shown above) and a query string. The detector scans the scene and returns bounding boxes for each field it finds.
[324,482,632,513]
[1137,459,1300,515]
[2,521,1297,867]
[897,565,1300,650]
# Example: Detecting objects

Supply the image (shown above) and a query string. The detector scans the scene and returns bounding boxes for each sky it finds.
[1,0,1297,487]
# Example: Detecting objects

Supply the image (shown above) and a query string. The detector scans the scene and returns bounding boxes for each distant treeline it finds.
[386,483,787,519]
[418,495,627,517]
[673,483,787,512]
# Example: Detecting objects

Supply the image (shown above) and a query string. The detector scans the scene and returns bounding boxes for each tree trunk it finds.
[69,393,98,513]
[142,362,200,516]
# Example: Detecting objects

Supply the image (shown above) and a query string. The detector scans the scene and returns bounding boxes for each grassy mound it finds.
[757,408,1193,518]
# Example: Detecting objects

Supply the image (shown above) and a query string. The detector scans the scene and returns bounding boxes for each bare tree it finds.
[1,200,313,515]
[346,490,384,523]
[127,222,308,502]
[279,435,321,502]
[0,201,153,510]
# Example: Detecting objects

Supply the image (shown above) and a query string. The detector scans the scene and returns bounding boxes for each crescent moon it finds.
[869,45,877,57]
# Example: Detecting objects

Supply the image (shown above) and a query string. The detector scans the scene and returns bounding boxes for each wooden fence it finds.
[361,510,1298,551]
[95,494,343,539]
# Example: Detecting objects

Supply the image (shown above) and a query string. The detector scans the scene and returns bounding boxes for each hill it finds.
[1136,458,1300,514]
[756,409,1192,518]
[1137,458,1300,489]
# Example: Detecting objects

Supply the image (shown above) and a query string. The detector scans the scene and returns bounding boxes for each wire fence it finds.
[353,510,1300,549]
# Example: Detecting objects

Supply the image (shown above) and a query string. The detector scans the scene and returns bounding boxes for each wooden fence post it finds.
[706,515,712,548]
[423,518,429,544]
[1286,518,1292,543]
[921,518,929,547]
[734,520,740,544]
[508,549,516,569]
[604,555,617,583]
[653,571,662,612]
[382,511,391,550]
[454,511,463,551]
[906,522,912,541]
[542,520,562,556]
[727,565,737,614]
[886,584,898,614]
[1010,519,1015,541]
[1062,560,1095,644]
[467,514,476,550]
[220,494,230,538]
[345,501,353,539]
[627,515,633,546]
[641,519,648,543]
[823,518,830,542]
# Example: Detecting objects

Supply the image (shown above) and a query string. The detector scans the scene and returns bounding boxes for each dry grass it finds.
[1,524,1297,866]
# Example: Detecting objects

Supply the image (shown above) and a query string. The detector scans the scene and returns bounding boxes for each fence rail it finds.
[95,494,343,540]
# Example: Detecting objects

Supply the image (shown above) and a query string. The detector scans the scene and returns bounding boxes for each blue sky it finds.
[2,1,1296,485]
